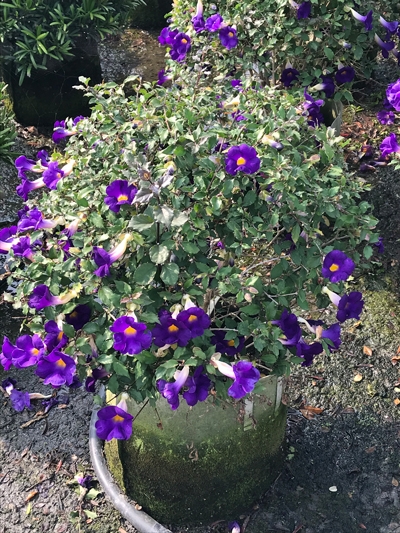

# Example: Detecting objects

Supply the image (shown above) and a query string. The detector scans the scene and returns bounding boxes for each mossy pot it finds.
[105,375,287,525]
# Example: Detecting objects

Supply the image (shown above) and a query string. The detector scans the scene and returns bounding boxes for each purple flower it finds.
[0,337,15,370]
[297,1,311,19]
[360,144,374,157]
[65,304,92,330]
[212,358,260,400]
[303,90,324,127]
[211,330,245,356]
[311,75,335,98]
[219,27,238,50]
[225,144,260,175]
[92,234,131,277]
[85,367,109,393]
[182,365,211,407]
[157,69,172,85]
[104,180,137,213]
[205,13,223,31]
[95,397,133,441]
[29,284,78,310]
[14,155,37,177]
[170,32,191,62]
[157,365,190,410]
[44,321,68,352]
[380,133,400,157]
[11,334,45,368]
[73,115,85,127]
[231,79,242,89]
[35,350,76,387]
[10,390,31,412]
[158,27,178,46]
[1,377,17,394]
[374,236,384,254]
[76,474,93,489]
[17,207,59,232]
[321,323,341,351]
[350,8,373,31]
[42,161,64,189]
[12,236,34,261]
[16,177,46,201]
[0,226,17,254]
[177,307,211,338]
[52,127,75,144]
[272,309,302,346]
[386,79,400,111]
[110,316,152,355]
[152,311,192,347]
[379,15,398,33]
[280,67,299,88]
[296,340,323,366]
[374,34,395,58]
[335,66,355,84]
[229,522,241,533]
[323,287,364,323]
[321,250,355,283]
[377,109,395,125]
[192,0,205,32]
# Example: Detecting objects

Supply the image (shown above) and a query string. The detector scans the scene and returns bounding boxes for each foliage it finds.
[5,73,378,404]
[0,0,145,85]
[0,81,16,163]
[169,0,394,100]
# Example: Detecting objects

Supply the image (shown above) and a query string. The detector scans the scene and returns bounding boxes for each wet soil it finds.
[1,47,400,533]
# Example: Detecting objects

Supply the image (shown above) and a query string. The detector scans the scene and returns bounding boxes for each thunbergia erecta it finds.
[271,309,302,346]
[374,34,395,58]
[182,365,212,407]
[65,304,92,331]
[192,0,205,32]
[377,109,395,125]
[380,133,400,157]
[386,79,400,111]
[321,250,355,283]
[152,310,192,347]
[29,284,79,310]
[104,180,137,213]
[280,65,299,87]
[225,144,260,175]
[219,27,238,50]
[35,350,76,387]
[95,395,134,441]
[0,226,17,253]
[92,233,131,277]
[205,13,223,31]
[110,316,152,355]
[211,357,260,400]
[170,32,191,62]
[335,65,355,84]
[350,8,373,31]
[211,330,245,356]
[322,287,364,323]
[157,365,190,410]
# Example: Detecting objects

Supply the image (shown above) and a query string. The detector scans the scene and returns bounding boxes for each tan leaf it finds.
[25,490,38,502]
[392,477,399,487]
[363,345,373,356]
[394,398,400,406]
[353,373,363,382]
[365,446,376,454]
[391,355,400,365]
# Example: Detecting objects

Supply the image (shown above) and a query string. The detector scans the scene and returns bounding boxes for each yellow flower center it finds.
[287,72,293,77]
[227,340,235,347]
[228,32,234,37]
[112,414,125,423]
[168,324,179,332]
[69,311,78,318]
[32,348,39,355]
[237,156,246,165]
[188,314,197,323]
[57,331,64,340]
[342,70,346,75]
[181,38,188,44]
[56,358,67,368]
[329,264,339,272]
[117,194,129,202]
[125,326,137,336]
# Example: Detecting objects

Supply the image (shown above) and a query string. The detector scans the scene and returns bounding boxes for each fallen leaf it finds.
[363,345,373,356]
[359,524,367,530]
[365,446,376,454]
[119,528,128,533]
[353,373,363,382]
[391,355,400,365]
[341,407,355,414]
[25,490,38,502]
[300,406,324,420]
[392,477,399,487]
[394,398,400,406]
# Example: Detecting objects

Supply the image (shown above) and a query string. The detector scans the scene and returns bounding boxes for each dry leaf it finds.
[300,406,324,420]
[119,528,128,533]
[25,490,38,502]
[353,373,363,382]
[392,477,399,487]
[365,446,376,454]
[391,355,400,365]
[394,398,400,406]
[359,524,367,530]
[363,345,373,356]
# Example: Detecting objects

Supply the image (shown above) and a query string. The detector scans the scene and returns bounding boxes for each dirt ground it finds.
[2,69,400,533]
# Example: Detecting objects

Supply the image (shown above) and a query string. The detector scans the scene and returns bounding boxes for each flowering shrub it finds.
[0,82,16,164]
[166,0,397,100]
[1,73,379,438]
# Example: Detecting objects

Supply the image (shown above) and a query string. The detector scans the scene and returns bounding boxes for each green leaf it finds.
[149,244,169,264]
[240,304,260,316]
[243,190,257,206]
[98,286,120,307]
[160,263,179,285]
[182,242,199,254]
[154,205,174,228]
[324,47,334,60]
[113,360,130,377]
[134,263,157,285]
[128,214,154,232]
[89,213,104,228]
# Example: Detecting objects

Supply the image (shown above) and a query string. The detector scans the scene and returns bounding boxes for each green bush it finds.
[0,81,16,163]
[0,0,145,84]
[5,75,378,401]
